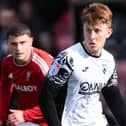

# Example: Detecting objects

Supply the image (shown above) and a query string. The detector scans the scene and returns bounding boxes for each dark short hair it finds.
[6,22,32,39]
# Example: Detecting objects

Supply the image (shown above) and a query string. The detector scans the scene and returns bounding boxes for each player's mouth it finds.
[15,52,23,56]
[89,42,97,47]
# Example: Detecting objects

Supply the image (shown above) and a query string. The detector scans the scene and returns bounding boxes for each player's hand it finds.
[0,120,4,126]
[7,109,25,126]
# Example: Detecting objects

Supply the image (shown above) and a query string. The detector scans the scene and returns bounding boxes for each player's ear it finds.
[30,36,34,45]
[107,28,113,38]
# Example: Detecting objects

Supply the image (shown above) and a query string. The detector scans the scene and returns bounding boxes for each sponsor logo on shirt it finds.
[13,83,37,92]
[79,81,106,95]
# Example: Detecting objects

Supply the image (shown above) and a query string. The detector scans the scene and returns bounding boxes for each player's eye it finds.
[86,28,92,33]
[20,41,26,44]
[94,29,100,33]
[10,42,17,46]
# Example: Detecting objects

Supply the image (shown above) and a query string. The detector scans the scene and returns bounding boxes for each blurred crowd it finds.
[0,0,126,126]
[0,0,74,63]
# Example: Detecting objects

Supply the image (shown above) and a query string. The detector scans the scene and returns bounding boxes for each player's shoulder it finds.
[33,47,50,55]
[102,49,115,61]
[2,54,13,65]
[60,42,80,55]
[33,47,53,60]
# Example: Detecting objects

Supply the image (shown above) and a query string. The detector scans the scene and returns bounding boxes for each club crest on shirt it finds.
[8,73,13,79]
[102,64,108,74]
[26,71,30,80]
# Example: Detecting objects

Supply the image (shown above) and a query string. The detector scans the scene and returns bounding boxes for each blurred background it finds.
[0,0,126,125]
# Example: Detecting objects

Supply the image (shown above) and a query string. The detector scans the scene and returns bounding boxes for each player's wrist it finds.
[0,120,4,126]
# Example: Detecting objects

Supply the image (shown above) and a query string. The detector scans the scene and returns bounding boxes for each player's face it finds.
[7,34,33,64]
[83,22,112,56]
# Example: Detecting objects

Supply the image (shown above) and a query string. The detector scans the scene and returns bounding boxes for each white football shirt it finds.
[47,42,118,126]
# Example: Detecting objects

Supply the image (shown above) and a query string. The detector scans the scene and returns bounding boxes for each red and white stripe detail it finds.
[32,53,49,76]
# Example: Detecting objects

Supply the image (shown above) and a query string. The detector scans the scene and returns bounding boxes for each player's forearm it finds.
[102,86,126,126]
[38,78,62,126]
[0,120,5,126]
[23,105,46,122]
[0,84,12,121]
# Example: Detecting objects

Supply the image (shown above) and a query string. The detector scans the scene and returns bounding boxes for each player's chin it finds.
[15,57,25,64]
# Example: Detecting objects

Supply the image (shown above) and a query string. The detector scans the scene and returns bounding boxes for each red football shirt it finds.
[0,47,53,126]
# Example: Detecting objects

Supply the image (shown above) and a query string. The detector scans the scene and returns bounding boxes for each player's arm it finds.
[102,67,126,126]
[38,51,74,126]
[23,105,48,122]
[38,77,62,126]
[0,120,5,126]
[0,60,13,125]
[8,103,47,124]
